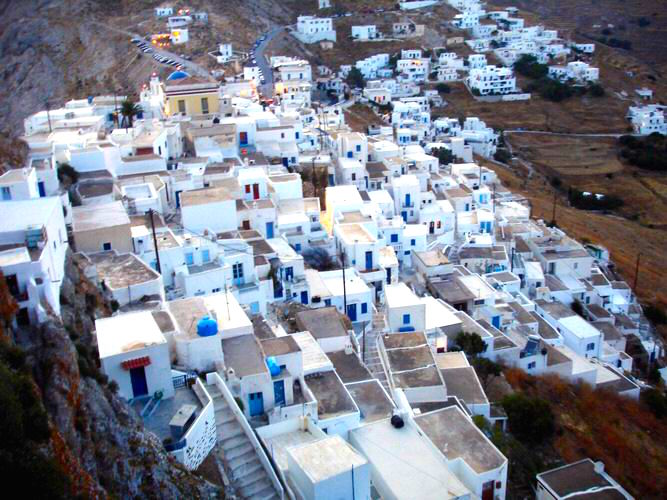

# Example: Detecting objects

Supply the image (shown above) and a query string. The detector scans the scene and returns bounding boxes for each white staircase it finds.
[207,384,280,500]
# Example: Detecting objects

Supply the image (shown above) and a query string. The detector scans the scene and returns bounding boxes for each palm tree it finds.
[119,100,142,130]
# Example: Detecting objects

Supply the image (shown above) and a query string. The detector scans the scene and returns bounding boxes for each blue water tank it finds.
[196,316,218,337]
[266,356,281,376]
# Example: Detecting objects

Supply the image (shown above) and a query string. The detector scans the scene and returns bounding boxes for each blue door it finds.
[266,222,274,239]
[365,251,373,271]
[38,181,46,197]
[300,290,308,304]
[130,367,148,398]
[405,194,411,207]
[386,267,392,284]
[401,211,407,222]
[248,392,264,416]
[175,191,182,208]
[329,174,335,186]
[347,303,357,322]
[282,157,289,167]
[492,315,501,329]
[274,380,285,407]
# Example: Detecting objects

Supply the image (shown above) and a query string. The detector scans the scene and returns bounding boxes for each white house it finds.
[628,105,666,135]
[548,61,599,84]
[351,25,378,40]
[0,197,68,325]
[467,66,517,96]
[294,16,336,44]
[180,187,237,234]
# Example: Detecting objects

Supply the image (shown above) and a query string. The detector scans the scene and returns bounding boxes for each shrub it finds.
[455,331,486,357]
[494,149,511,163]
[56,163,79,184]
[432,147,455,165]
[642,388,667,419]
[644,304,667,325]
[502,393,555,444]
[588,83,605,97]
[568,188,624,211]
[436,83,451,94]
[513,55,549,79]
[618,134,667,172]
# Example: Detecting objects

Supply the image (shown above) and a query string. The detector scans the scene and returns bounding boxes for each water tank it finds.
[266,356,281,377]
[196,316,218,337]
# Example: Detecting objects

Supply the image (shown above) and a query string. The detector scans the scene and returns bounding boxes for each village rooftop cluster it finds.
[1,1,662,499]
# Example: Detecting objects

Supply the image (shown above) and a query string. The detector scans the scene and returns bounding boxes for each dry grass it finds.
[484,159,667,307]
[505,369,667,499]
[344,104,385,133]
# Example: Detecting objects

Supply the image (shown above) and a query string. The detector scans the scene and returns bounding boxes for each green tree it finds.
[455,331,486,358]
[346,67,366,89]
[433,147,455,165]
[502,393,555,444]
[120,99,142,130]
[513,55,548,79]
[435,83,451,94]
[56,163,79,185]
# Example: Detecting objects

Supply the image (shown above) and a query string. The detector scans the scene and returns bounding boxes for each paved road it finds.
[254,26,284,96]
[504,129,628,138]
[90,21,213,80]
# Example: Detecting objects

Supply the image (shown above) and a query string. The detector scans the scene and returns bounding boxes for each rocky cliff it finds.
[1,251,219,498]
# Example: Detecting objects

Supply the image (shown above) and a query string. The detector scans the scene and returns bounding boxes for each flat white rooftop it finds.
[96,310,165,359]
[0,196,60,233]
[320,268,369,297]
[385,282,421,308]
[290,331,333,375]
[287,435,367,483]
[422,296,463,331]
[559,315,601,339]
[350,418,469,499]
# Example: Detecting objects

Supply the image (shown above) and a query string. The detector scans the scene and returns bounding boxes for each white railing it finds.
[206,372,285,500]
[170,378,216,470]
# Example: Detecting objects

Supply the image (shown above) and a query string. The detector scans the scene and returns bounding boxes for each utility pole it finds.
[341,250,347,316]
[362,321,366,363]
[148,209,162,275]
[551,190,557,226]
[45,101,53,133]
[634,253,641,291]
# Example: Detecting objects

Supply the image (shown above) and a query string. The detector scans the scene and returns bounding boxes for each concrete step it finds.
[225,441,254,461]
[230,459,263,481]
[220,433,248,450]
[236,468,267,488]
[240,477,272,498]
[217,420,243,438]
[255,486,279,500]
[228,449,260,472]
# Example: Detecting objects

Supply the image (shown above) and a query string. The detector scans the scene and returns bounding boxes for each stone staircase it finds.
[207,384,280,500]
[364,317,391,393]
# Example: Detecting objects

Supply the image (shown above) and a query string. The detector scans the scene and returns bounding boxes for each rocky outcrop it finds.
[14,251,220,498]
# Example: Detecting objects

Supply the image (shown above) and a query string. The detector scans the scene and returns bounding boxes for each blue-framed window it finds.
[324,299,332,307]
[232,263,244,283]
[403,314,410,325]
[411,239,416,246]
[361,303,368,314]
[390,234,398,243]
[586,342,595,351]
[185,252,194,266]
[201,249,210,263]
[356,144,361,152]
